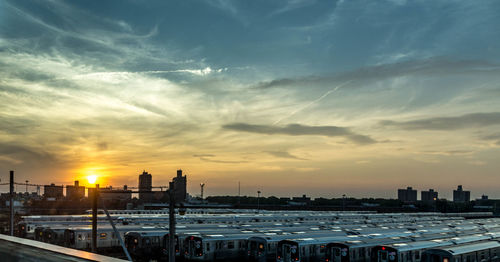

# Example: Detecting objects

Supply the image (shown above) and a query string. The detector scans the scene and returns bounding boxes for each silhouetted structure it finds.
[453,185,470,202]
[291,195,311,206]
[43,183,63,199]
[138,170,153,201]
[99,186,132,202]
[172,169,187,203]
[398,186,417,202]
[66,180,85,200]
[421,189,438,202]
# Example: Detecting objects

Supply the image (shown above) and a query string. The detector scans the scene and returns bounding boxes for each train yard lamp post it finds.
[342,194,346,211]
[10,171,14,236]
[257,191,261,213]
[91,184,99,253]
[168,181,176,262]
[25,180,29,193]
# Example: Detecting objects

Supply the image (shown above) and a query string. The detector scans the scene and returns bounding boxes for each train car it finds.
[421,241,500,262]
[43,227,66,245]
[125,231,167,260]
[34,226,47,242]
[370,234,492,262]
[64,225,166,250]
[184,233,252,261]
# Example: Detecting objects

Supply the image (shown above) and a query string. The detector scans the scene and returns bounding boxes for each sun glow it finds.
[87,175,98,185]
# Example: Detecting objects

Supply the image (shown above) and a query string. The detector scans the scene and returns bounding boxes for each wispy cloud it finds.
[193,154,247,164]
[222,123,376,145]
[273,80,352,125]
[265,151,307,160]
[380,112,500,130]
[255,58,500,89]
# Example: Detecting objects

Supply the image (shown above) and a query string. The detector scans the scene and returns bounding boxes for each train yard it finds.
[14,210,500,262]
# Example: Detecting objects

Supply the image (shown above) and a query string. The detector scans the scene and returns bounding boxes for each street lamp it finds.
[257,191,261,213]
[342,194,346,211]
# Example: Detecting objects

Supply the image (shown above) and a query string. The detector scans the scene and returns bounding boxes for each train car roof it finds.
[427,241,500,255]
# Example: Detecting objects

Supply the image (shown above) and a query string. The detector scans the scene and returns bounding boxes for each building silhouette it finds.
[172,169,187,203]
[453,185,470,202]
[398,187,417,202]
[66,180,85,200]
[138,170,153,201]
[44,183,64,199]
[421,189,438,202]
[99,186,132,202]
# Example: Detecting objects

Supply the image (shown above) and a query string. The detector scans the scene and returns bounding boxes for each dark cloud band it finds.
[222,123,375,145]
[380,112,500,130]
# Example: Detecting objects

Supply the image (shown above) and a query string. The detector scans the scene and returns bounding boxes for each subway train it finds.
[20,211,499,262]
[371,234,498,262]
[421,241,500,262]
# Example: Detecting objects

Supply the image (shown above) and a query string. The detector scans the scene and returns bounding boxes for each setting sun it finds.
[87,175,97,185]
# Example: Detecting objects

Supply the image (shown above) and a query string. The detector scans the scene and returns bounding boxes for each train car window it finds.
[416,251,420,260]
[228,241,234,249]
[206,243,210,251]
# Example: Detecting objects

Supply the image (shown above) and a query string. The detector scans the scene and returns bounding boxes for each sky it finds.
[1,0,500,199]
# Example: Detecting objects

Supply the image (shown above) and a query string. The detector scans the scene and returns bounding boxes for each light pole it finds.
[25,180,29,193]
[91,184,99,253]
[257,191,261,213]
[342,194,346,211]
[168,181,176,262]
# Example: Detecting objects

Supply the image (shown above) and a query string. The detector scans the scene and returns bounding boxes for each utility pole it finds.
[342,194,346,211]
[25,180,28,193]
[10,170,14,236]
[91,184,99,253]
[200,183,205,204]
[238,182,241,206]
[257,190,261,213]
[168,181,176,262]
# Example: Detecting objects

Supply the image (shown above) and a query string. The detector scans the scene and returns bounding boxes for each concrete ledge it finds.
[0,234,127,262]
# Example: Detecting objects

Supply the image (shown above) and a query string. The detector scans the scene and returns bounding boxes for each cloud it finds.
[222,123,375,145]
[0,142,57,164]
[380,112,500,130]
[479,133,500,146]
[420,150,474,156]
[96,142,108,151]
[194,154,248,164]
[254,57,500,89]
[265,151,307,160]
[193,154,216,158]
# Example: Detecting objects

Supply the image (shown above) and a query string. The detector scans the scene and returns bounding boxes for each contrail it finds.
[273,80,353,125]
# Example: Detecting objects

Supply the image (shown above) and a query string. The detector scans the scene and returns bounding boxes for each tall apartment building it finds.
[421,189,438,202]
[139,170,153,201]
[172,169,187,203]
[66,180,85,199]
[453,185,470,202]
[398,186,417,202]
[44,183,64,199]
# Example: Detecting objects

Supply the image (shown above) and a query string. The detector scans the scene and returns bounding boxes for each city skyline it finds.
[1,1,500,198]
